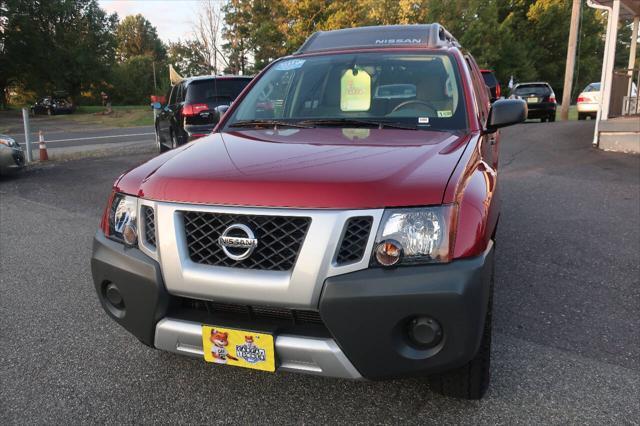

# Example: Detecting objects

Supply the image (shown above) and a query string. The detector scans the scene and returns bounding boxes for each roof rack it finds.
[295,24,460,55]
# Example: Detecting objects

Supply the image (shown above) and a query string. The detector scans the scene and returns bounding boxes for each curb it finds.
[27,140,157,163]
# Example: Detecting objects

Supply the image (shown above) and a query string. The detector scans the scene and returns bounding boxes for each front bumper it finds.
[0,147,25,175]
[91,231,493,380]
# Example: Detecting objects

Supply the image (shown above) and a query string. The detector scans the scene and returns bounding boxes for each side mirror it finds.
[214,105,230,118]
[484,99,527,133]
[151,102,162,110]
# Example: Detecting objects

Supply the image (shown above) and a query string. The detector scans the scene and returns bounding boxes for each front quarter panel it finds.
[446,134,499,259]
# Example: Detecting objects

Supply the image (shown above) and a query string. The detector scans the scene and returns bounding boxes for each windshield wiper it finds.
[300,118,417,130]
[228,119,314,129]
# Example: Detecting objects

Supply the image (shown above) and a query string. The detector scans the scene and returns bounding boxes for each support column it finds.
[600,0,621,121]
[627,16,639,99]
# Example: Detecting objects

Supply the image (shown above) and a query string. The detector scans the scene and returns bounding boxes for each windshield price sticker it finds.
[437,110,453,118]
[418,117,430,124]
[340,69,371,112]
[275,59,305,71]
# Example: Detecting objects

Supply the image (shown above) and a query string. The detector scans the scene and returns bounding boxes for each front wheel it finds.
[578,112,586,120]
[428,260,494,400]
[548,114,556,122]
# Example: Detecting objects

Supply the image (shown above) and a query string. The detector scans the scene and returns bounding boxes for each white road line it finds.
[17,132,155,144]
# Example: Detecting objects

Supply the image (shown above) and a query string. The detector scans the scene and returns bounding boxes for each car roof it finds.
[184,75,252,84]
[514,82,552,87]
[295,24,460,55]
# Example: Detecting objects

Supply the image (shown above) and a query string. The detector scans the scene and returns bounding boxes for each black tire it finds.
[578,112,585,120]
[428,260,494,400]
[170,130,178,149]
[156,126,168,153]
[540,117,547,122]
[548,114,556,122]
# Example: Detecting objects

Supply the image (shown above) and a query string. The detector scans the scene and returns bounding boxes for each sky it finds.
[99,0,203,43]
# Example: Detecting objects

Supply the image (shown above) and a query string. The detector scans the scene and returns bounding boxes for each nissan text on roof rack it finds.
[91,24,526,400]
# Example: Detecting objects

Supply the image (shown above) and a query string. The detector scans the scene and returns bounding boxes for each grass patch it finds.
[556,105,578,121]
[53,105,154,127]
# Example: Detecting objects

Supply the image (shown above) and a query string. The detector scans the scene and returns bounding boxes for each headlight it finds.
[108,193,138,246]
[372,205,456,266]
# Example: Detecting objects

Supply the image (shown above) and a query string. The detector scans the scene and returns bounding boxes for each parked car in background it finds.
[576,82,600,120]
[0,135,25,176]
[481,69,501,102]
[510,82,556,122]
[30,96,75,115]
[154,75,253,152]
[92,24,527,400]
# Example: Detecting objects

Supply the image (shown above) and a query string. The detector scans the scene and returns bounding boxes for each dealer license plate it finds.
[527,97,539,104]
[202,325,275,372]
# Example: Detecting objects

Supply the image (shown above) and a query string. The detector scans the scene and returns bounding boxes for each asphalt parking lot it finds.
[1,121,638,424]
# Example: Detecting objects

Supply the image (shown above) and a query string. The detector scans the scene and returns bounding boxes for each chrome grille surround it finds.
[142,200,384,308]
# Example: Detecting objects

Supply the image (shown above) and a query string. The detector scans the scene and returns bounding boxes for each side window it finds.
[464,56,490,124]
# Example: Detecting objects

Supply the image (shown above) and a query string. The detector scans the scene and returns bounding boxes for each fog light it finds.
[408,317,442,348]
[105,283,124,309]
[375,239,402,266]
[122,223,137,246]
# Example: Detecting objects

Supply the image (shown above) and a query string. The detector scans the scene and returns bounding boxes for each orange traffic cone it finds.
[39,131,49,161]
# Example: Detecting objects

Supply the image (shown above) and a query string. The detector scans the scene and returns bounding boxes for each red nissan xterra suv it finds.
[91,24,526,400]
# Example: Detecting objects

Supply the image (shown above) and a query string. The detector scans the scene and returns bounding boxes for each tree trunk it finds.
[0,82,7,110]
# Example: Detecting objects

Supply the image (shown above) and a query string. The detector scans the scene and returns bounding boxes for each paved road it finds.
[8,125,155,149]
[0,112,154,148]
[1,121,639,424]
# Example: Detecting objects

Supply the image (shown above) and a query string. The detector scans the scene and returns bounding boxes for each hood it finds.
[116,128,471,209]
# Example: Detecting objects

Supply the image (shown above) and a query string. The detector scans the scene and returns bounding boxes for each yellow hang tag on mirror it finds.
[341,69,371,112]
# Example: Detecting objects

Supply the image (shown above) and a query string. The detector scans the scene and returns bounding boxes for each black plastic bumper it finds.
[91,230,493,379]
[319,242,494,380]
[90,232,169,346]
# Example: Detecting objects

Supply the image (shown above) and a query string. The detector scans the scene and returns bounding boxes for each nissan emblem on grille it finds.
[218,224,258,260]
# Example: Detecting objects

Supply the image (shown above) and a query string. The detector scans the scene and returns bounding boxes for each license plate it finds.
[202,325,275,372]
[527,97,539,104]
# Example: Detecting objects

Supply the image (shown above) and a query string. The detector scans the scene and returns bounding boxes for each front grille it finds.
[336,216,373,264]
[142,206,156,247]
[182,212,311,271]
[174,296,324,326]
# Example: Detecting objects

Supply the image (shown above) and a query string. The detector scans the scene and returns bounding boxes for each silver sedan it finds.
[0,135,25,176]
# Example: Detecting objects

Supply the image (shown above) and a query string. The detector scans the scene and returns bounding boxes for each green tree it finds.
[111,55,160,104]
[222,0,253,74]
[115,14,165,62]
[1,0,117,106]
[167,40,210,77]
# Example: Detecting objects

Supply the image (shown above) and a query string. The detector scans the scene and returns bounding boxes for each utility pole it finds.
[561,0,581,121]
[152,61,157,91]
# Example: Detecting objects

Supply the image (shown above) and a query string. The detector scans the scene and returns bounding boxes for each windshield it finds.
[225,52,467,131]
[514,84,551,96]
[187,78,251,103]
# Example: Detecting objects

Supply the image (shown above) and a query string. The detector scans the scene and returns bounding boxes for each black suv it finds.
[510,82,557,122]
[154,76,252,151]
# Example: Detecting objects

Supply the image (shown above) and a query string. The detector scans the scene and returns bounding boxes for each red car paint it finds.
[112,46,501,260]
